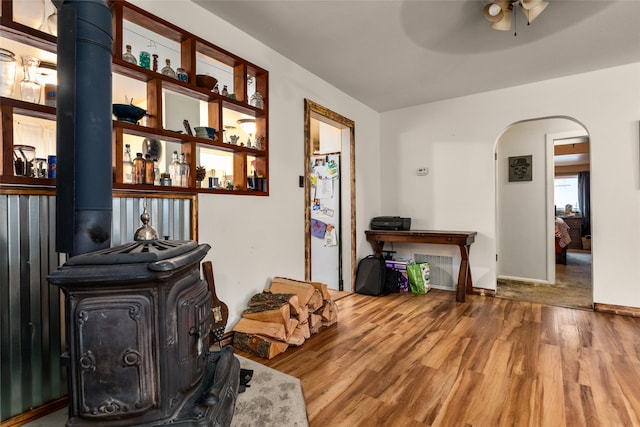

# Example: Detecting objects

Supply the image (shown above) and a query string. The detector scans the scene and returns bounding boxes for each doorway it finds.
[303,99,356,291]
[495,117,593,309]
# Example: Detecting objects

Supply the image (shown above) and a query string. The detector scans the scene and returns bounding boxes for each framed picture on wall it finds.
[508,155,532,182]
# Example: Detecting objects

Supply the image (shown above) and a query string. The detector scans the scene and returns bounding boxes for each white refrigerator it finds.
[310,154,341,290]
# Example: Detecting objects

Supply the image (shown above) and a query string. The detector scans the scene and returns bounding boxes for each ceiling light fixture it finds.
[483,0,548,35]
[237,118,256,134]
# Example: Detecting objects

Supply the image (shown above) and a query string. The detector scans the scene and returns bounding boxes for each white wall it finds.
[381,62,640,308]
[496,119,585,283]
[131,1,381,327]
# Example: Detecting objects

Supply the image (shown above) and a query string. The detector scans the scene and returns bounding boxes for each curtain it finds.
[578,171,591,236]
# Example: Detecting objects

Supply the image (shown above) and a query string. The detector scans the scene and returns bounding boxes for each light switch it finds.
[416,167,429,176]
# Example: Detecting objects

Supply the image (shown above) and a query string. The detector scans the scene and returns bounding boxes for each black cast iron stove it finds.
[48,210,239,426]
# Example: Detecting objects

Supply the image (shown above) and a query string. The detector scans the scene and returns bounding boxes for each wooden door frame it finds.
[304,99,356,290]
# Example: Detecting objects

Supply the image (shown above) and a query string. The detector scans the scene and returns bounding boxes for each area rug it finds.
[231,355,308,427]
[21,354,308,427]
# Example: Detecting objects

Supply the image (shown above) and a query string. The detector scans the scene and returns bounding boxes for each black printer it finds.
[370,216,411,231]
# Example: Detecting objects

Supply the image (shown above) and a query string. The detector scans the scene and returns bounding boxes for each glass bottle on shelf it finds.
[221,85,229,97]
[153,159,161,185]
[139,51,150,69]
[176,68,188,82]
[169,151,181,187]
[152,54,158,72]
[179,153,190,187]
[132,152,145,184]
[122,45,137,65]
[213,83,219,94]
[0,48,17,97]
[123,143,133,183]
[161,59,176,78]
[144,154,155,185]
[19,56,42,103]
[250,91,264,109]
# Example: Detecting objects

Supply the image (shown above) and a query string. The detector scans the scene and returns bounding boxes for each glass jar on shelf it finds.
[122,45,137,65]
[123,143,133,183]
[153,159,161,185]
[139,51,151,70]
[176,68,188,82]
[169,151,181,186]
[132,152,145,184]
[33,157,48,178]
[144,154,155,184]
[20,56,42,103]
[161,59,176,78]
[13,145,36,177]
[250,91,264,109]
[0,48,17,97]
[179,153,189,187]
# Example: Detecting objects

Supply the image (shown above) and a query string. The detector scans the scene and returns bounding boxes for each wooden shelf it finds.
[0,0,269,196]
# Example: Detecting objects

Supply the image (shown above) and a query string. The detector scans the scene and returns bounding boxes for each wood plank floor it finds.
[237,289,640,426]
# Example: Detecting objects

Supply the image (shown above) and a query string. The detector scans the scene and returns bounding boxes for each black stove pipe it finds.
[55,0,113,256]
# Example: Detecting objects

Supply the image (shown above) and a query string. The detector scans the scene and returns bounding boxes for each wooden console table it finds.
[365,230,477,302]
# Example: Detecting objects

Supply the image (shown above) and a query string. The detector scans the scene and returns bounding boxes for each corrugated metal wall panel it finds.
[110,196,192,245]
[0,194,192,421]
[0,194,63,420]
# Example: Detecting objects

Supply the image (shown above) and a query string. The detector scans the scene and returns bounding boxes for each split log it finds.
[269,277,316,306]
[289,301,305,316]
[308,313,322,334]
[285,328,306,346]
[321,300,338,323]
[248,292,298,308]
[286,318,299,337]
[307,289,324,311]
[242,301,291,331]
[249,292,303,316]
[233,332,288,359]
[296,321,310,339]
[292,304,309,321]
[310,281,331,300]
[233,318,286,341]
[314,303,330,321]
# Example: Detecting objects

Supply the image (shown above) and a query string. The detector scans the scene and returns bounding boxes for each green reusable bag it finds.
[407,262,430,294]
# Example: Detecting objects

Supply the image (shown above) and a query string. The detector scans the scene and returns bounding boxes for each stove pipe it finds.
[55,0,113,256]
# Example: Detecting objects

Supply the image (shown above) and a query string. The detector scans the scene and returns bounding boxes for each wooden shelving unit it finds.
[0,0,269,195]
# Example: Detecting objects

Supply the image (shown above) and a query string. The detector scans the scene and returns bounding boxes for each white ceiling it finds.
[193,0,640,112]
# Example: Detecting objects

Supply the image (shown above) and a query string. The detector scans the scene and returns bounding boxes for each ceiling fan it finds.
[483,0,549,32]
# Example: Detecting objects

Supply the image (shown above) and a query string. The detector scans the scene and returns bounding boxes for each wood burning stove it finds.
[49,212,239,426]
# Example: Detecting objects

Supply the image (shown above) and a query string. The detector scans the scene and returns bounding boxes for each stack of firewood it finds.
[232,277,338,359]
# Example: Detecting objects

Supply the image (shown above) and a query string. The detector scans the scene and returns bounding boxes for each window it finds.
[555,175,580,213]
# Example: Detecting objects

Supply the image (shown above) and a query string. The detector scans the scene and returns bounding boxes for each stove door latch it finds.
[190,327,203,356]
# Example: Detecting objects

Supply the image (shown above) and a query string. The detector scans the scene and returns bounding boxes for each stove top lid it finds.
[64,239,199,266]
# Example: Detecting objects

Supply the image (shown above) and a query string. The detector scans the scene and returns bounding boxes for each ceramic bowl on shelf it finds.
[112,103,147,124]
[195,74,218,91]
[194,126,216,139]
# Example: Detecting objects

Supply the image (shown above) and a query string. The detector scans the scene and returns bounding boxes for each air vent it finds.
[414,254,455,290]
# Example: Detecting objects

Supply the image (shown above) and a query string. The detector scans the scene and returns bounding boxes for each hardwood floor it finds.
[238,289,640,426]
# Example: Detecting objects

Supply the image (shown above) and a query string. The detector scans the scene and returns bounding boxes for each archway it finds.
[495,117,592,309]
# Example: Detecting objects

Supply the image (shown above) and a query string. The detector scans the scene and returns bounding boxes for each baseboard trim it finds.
[594,303,640,318]
[0,397,67,427]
